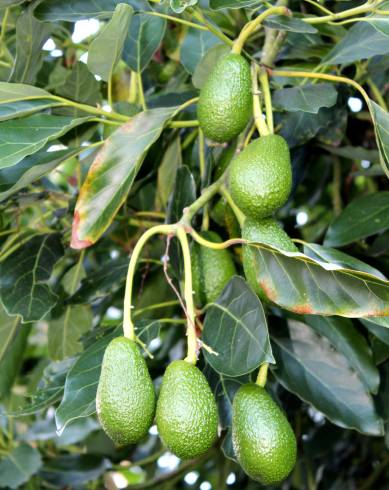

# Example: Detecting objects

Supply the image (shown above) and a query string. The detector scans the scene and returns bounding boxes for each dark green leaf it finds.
[203,276,274,377]
[361,319,389,346]
[55,62,101,106]
[0,444,42,489]
[170,0,197,14]
[180,27,219,74]
[167,166,196,223]
[305,315,379,394]
[123,13,166,73]
[0,114,92,169]
[324,192,389,247]
[0,99,60,122]
[0,147,81,203]
[370,101,389,177]
[0,234,64,322]
[264,15,318,33]
[272,319,384,435]
[192,43,230,89]
[210,0,261,9]
[9,7,51,84]
[273,84,337,114]
[71,106,178,249]
[88,3,133,81]
[156,137,182,209]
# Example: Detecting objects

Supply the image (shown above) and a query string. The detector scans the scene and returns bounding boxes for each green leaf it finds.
[192,43,230,89]
[156,136,182,209]
[48,306,93,361]
[324,192,389,247]
[323,23,389,65]
[88,3,133,81]
[0,114,92,170]
[0,234,64,322]
[370,101,389,177]
[361,319,389,347]
[245,241,389,317]
[362,16,389,37]
[123,13,166,73]
[0,99,60,122]
[0,303,21,364]
[0,444,42,489]
[9,6,51,84]
[264,15,318,33]
[35,0,140,21]
[203,276,274,377]
[170,0,197,14]
[71,106,178,249]
[305,316,379,394]
[272,319,384,435]
[0,82,51,102]
[0,147,81,203]
[0,0,25,5]
[55,62,101,106]
[209,0,261,9]
[181,27,219,74]
[55,321,160,432]
[273,84,338,114]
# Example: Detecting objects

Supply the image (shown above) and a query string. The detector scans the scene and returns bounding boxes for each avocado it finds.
[232,383,297,485]
[155,360,218,459]
[242,217,298,298]
[198,53,252,143]
[229,135,292,219]
[96,337,156,446]
[191,230,236,306]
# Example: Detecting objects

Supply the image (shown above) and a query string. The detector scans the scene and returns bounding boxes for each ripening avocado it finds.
[191,231,236,306]
[232,384,297,485]
[242,217,298,299]
[96,337,156,446]
[198,53,252,143]
[155,360,218,460]
[229,135,292,219]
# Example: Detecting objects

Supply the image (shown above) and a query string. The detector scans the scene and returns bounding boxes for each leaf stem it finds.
[142,10,208,31]
[169,120,199,128]
[256,362,269,387]
[137,72,147,111]
[302,0,333,15]
[302,0,381,24]
[252,64,270,137]
[189,228,245,250]
[107,76,113,108]
[259,67,274,133]
[219,185,246,227]
[180,178,224,225]
[133,300,181,318]
[191,8,234,48]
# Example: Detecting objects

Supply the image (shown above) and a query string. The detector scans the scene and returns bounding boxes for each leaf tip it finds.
[70,211,93,250]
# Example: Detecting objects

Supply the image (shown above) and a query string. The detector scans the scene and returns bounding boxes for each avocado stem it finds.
[219,185,246,227]
[251,64,271,137]
[258,67,274,134]
[256,362,269,387]
[231,6,290,55]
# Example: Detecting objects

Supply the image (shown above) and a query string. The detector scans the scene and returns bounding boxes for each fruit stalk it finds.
[251,64,270,137]
[256,362,269,387]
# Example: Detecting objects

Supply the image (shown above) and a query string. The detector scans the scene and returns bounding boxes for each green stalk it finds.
[256,363,269,387]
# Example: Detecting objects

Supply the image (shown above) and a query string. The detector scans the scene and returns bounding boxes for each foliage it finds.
[0,0,389,489]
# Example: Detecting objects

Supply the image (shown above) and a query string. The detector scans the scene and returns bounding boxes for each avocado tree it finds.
[1,0,389,488]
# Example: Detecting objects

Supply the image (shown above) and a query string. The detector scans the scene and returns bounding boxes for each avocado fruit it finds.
[198,53,252,143]
[242,217,298,299]
[232,383,297,485]
[229,135,292,219]
[191,230,236,306]
[155,360,218,459]
[96,337,156,446]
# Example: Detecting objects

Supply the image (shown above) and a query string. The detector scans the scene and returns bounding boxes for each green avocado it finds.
[198,53,252,143]
[229,135,292,219]
[191,231,236,306]
[242,217,298,299]
[155,360,218,460]
[96,337,156,446]
[232,383,297,485]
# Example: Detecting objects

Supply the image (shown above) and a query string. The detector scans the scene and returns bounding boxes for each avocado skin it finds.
[229,135,292,219]
[191,231,236,306]
[155,360,218,460]
[232,384,297,485]
[96,337,156,446]
[198,53,252,143]
[242,217,298,299]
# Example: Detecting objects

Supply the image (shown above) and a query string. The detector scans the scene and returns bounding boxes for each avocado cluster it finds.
[97,338,218,459]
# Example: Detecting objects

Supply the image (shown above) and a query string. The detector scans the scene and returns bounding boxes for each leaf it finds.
[271,319,384,435]
[0,99,60,122]
[0,82,51,102]
[123,13,166,73]
[245,240,389,317]
[0,147,81,203]
[9,6,51,84]
[71,106,178,249]
[209,0,261,9]
[170,0,197,14]
[192,43,230,89]
[366,16,389,37]
[48,306,93,361]
[305,315,379,394]
[202,276,274,377]
[0,234,64,322]
[35,0,140,21]
[0,0,25,5]
[264,15,318,34]
[0,303,21,364]
[55,321,160,432]
[273,84,338,114]
[181,28,219,74]
[0,444,42,489]
[55,62,101,106]
[361,319,389,347]
[324,192,389,247]
[323,23,389,65]
[370,101,389,177]
[88,4,133,81]
[0,114,92,170]
[156,136,182,209]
